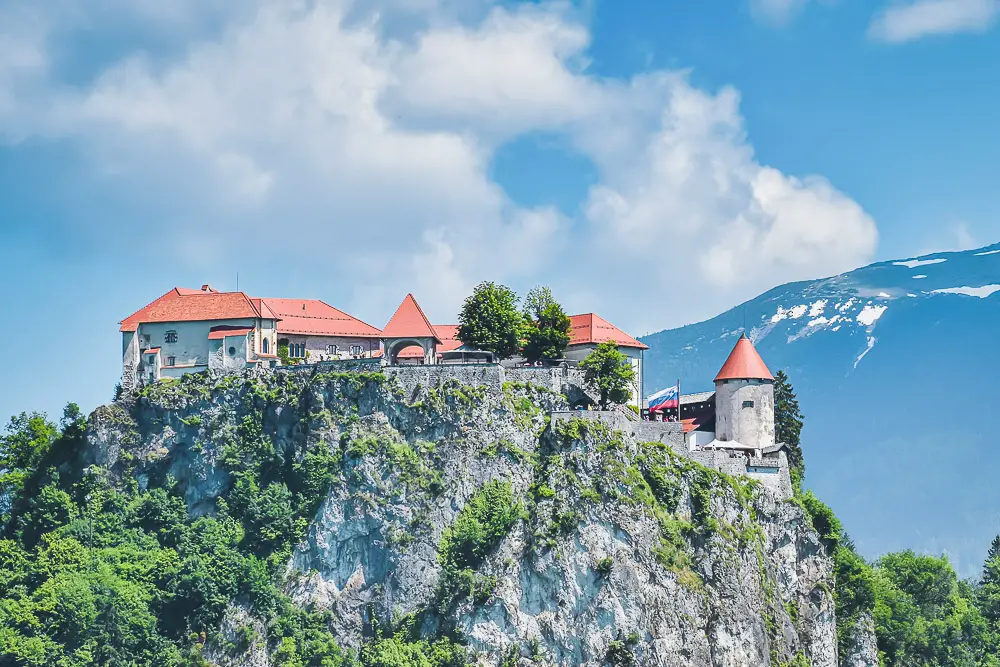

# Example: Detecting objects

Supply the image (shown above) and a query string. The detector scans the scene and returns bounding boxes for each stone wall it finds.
[385,364,505,399]
[687,448,792,499]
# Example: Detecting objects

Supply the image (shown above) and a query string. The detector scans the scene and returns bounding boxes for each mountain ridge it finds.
[640,241,1000,575]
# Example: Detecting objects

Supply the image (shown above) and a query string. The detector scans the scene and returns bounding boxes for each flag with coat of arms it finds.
[647,385,678,412]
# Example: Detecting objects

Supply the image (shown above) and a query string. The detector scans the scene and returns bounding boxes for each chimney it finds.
[201,284,214,292]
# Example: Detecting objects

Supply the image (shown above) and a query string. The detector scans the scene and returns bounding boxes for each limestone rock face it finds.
[840,613,879,667]
[87,365,841,666]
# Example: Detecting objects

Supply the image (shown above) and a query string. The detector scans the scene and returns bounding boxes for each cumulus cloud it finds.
[869,0,999,42]
[0,0,878,332]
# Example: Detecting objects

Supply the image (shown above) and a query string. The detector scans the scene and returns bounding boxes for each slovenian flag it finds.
[647,385,679,412]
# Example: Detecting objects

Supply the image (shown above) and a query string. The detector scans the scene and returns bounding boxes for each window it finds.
[742,400,755,408]
[262,338,269,354]
[289,343,306,358]
[228,346,236,356]
[165,330,178,344]
[327,344,339,355]
[350,345,363,356]
[166,356,176,367]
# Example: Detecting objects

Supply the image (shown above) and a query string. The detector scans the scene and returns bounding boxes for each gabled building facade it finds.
[120,286,279,389]
[261,298,382,363]
[564,313,648,410]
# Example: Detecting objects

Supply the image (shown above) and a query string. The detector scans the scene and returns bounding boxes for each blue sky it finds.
[1,0,998,422]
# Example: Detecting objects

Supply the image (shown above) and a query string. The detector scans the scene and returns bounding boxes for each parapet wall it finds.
[687,448,792,499]
[384,364,506,399]
[550,411,686,449]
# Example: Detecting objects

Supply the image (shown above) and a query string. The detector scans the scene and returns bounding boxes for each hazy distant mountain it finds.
[641,242,1000,575]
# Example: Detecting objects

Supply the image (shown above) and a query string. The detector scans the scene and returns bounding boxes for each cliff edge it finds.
[83,365,852,666]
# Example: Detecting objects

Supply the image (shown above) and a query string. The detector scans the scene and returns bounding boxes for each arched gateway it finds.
[381,294,441,365]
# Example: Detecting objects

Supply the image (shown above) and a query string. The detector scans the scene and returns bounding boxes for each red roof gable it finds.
[382,294,441,342]
[568,313,648,350]
[714,334,773,382]
[397,325,463,358]
[120,287,263,332]
[260,298,381,338]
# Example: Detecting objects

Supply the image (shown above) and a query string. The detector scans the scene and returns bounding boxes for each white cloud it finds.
[750,0,811,26]
[869,0,1000,42]
[0,0,878,332]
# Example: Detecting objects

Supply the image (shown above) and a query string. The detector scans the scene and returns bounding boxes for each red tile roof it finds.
[120,287,265,332]
[207,326,253,340]
[397,325,462,358]
[260,298,381,338]
[714,334,773,382]
[568,313,648,350]
[144,347,161,355]
[382,294,441,342]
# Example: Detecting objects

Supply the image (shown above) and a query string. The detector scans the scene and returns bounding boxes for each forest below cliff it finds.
[1,369,999,666]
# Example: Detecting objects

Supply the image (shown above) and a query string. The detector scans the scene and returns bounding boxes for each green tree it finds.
[578,341,635,408]
[1,412,59,526]
[522,286,556,321]
[522,302,571,364]
[980,536,1000,625]
[870,550,989,667]
[773,371,805,484]
[456,282,524,360]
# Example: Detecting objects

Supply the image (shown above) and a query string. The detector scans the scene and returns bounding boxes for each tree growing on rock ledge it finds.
[457,282,524,360]
[579,341,635,408]
[521,286,571,364]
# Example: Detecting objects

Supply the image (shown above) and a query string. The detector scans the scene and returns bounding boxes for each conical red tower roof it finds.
[382,294,441,342]
[714,334,773,382]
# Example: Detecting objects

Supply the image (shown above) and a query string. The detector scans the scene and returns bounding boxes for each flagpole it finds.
[677,377,681,422]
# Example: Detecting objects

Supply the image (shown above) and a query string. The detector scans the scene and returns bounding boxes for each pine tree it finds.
[773,370,805,482]
[980,535,1000,624]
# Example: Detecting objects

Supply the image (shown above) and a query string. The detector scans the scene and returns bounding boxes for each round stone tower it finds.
[714,334,775,449]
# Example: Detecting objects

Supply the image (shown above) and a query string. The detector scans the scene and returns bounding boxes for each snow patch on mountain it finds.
[894,258,947,269]
[932,285,1000,299]
[975,249,1000,257]
[836,298,856,313]
[856,304,888,327]
[854,336,876,368]
[913,275,927,279]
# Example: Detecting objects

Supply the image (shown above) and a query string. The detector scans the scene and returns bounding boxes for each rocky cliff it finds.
[83,365,860,666]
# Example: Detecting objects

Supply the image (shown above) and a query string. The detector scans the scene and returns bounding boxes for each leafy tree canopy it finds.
[456,282,523,360]
[522,286,556,321]
[521,286,571,364]
[578,341,635,408]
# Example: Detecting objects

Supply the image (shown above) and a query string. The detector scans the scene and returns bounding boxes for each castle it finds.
[120,286,789,496]
[120,287,646,406]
